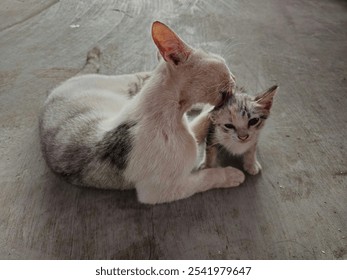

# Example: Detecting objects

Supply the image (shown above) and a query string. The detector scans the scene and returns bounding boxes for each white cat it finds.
[39,21,245,204]
[191,86,278,174]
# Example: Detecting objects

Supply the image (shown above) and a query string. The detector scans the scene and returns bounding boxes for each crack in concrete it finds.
[111,8,133,18]
[148,208,156,260]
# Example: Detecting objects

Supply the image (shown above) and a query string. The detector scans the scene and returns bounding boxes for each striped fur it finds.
[193,86,277,175]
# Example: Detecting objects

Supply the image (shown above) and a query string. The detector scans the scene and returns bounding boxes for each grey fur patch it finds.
[40,117,100,182]
[99,121,136,170]
[57,142,94,179]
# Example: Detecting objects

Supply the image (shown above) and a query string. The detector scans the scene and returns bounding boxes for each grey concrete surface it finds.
[0,0,346,259]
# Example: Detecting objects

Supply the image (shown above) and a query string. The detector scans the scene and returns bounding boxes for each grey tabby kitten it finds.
[192,85,278,175]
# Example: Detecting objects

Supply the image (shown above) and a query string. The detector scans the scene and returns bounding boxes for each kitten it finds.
[191,85,277,174]
[39,21,245,204]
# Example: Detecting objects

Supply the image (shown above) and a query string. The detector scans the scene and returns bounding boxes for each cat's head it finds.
[209,85,278,147]
[152,21,235,108]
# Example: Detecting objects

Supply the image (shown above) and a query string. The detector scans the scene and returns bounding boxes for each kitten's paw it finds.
[244,160,262,175]
[224,167,245,187]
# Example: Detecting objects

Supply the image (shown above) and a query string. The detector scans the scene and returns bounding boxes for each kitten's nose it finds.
[238,134,249,141]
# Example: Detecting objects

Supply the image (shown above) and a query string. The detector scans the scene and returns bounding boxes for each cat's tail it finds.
[78,47,101,75]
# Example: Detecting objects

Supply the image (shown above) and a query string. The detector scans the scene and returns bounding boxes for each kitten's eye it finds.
[224,123,235,130]
[248,118,260,126]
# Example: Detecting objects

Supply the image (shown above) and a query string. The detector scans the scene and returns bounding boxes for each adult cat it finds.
[39,21,245,204]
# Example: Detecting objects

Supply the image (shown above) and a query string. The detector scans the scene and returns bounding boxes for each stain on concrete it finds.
[34,67,79,81]
[333,247,346,259]
[230,208,239,219]
[114,238,160,260]
[0,69,19,88]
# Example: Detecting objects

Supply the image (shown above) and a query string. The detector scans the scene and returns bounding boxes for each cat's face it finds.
[183,50,236,107]
[210,86,277,151]
[152,21,235,108]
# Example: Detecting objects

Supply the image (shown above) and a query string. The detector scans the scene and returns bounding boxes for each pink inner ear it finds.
[159,40,191,65]
[263,101,272,110]
[157,48,167,62]
[152,21,191,64]
[167,53,181,65]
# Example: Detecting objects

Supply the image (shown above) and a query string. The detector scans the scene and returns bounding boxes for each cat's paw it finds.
[197,161,207,170]
[223,167,245,187]
[198,161,214,170]
[243,160,262,175]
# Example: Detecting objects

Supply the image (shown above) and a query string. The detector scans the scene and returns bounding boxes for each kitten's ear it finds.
[255,85,278,110]
[208,111,218,124]
[152,21,192,66]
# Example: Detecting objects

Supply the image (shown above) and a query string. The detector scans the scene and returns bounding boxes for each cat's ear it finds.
[156,51,163,62]
[255,85,278,110]
[152,21,192,66]
[208,110,219,124]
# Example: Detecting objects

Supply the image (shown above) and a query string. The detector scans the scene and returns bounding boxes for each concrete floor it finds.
[0,0,346,259]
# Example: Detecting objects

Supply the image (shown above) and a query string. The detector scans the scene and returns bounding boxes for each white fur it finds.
[40,22,245,204]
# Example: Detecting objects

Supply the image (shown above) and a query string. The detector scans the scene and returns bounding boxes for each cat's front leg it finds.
[243,144,262,175]
[136,167,245,204]
[201,145,218,169]
[190,110,211,145]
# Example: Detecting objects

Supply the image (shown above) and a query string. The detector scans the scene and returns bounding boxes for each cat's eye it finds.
[224,123,235,130]
[248,118,259,126]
